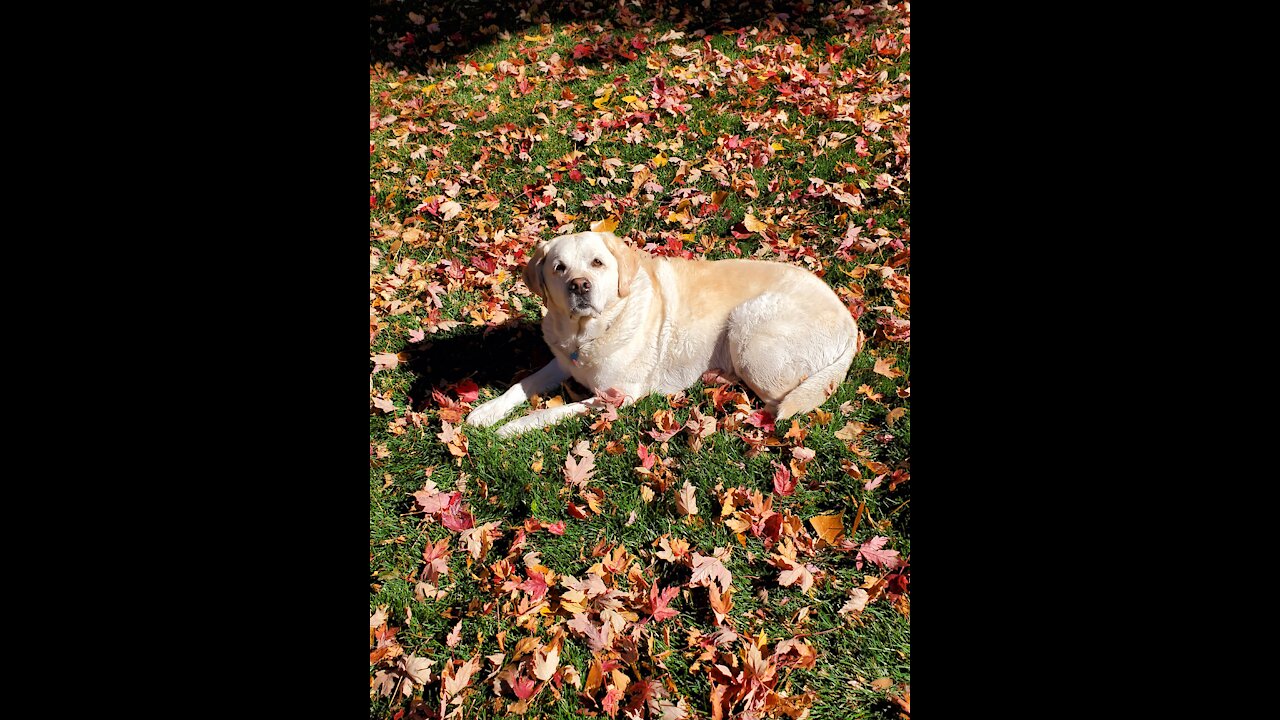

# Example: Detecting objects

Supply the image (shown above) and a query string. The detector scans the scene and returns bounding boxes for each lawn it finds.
[370,1,910,718]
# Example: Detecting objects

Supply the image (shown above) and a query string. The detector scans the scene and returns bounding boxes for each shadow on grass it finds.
[404,320,553,411]
[370,0,865,73]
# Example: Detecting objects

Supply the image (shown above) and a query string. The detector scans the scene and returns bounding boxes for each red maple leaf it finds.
[746,409,776,433]
[440,493,474,532]
[602,686,622,718]
[518,570,549,601]
[772,462,795,496]
[511,674,536,700]
[636,442,657,470]
[453,378,479,403]
[649,581,680,622]
[856,536,902,570]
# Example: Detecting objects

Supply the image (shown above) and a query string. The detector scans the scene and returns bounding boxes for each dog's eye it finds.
[591,258,604,267]
[554,262,565,273]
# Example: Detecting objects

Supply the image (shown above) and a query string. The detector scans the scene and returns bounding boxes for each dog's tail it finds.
[773,326,861,421]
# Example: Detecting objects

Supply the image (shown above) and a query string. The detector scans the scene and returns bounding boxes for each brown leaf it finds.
[886,407,906,426]
[870,677,894,692]
[833,421,865,441]
[873,357,904,378]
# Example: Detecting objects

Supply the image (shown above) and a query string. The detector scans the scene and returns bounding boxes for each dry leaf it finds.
[532,646,560,681]
[873,357,904,378]
[676,480,698,516]
[809,512,845,545]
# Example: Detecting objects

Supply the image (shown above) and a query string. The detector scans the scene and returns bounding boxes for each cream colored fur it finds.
[466,231,860,437]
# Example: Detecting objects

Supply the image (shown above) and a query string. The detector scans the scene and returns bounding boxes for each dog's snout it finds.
[569,277,592,295]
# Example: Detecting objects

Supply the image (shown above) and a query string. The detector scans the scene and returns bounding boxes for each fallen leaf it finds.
[856,536,902,570]
[565,447,597,487]
[446,619,463,647]
[591,217,620,233]
[533,645,560,681]
[511,674,537,700]
[650,582,680,622]
[443,655,482,698]
[371,352,400,373]
[743,213,770,234]
[809,512,845,545]
[838,588,870,615]
[689,552,732,591]
[772,462,795,496]
[745,410,775,433]
[439,200,463,221]
[676,480,698,516]
[873,357,904,378]
[833,421,865,440]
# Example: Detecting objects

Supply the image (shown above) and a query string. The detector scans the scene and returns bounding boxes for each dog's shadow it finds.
[404,321,556,411]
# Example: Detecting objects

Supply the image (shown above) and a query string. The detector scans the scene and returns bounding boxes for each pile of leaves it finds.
[372,1,909,717]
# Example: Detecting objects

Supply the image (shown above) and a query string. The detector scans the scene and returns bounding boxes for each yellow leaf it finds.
[590,217,619,233]
[743,213,770,234]
[593,86,613,110]
[622,95,638,103]
[652,153,668,167]
[524,34,545,41]
[809,512,845,545]
[480,62,494,72]
[422,84,437,94]
[771,142,784,151]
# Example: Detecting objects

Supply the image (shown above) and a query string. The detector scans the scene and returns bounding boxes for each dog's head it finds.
[523,231,638,318]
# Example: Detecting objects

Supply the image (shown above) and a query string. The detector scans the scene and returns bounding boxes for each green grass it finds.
[372,2,909,717]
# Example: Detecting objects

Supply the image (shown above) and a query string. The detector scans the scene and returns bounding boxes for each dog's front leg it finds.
[466,360,570,428]
[496,400,594,437]
[495,386,642,437]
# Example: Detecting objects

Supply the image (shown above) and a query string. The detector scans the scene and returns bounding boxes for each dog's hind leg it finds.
[728,293,859,420]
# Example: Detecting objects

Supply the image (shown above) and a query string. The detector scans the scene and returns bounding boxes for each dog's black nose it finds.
[569,277,591,295]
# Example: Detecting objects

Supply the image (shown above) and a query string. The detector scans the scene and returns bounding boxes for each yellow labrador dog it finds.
[467,231,860,437]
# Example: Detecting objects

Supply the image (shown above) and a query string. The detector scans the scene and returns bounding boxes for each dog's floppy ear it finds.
[522,241,548,302]
[602,232,638,298]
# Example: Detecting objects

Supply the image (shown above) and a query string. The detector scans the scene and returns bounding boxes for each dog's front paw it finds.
[466,399,510,427]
